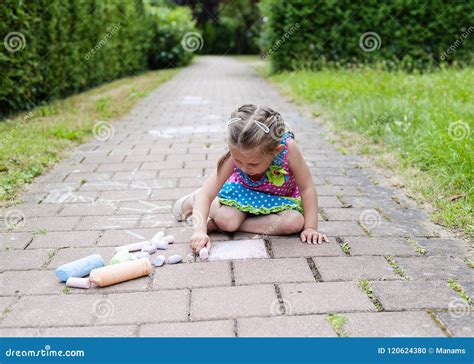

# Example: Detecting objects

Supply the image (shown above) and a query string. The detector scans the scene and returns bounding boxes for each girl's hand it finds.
[300,228,329,245]
[190,231,211,253]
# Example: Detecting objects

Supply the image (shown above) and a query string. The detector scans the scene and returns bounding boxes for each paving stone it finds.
[116,200,173,215]
[435,311,473,337]
[279,282,376,314]
[29,230,100,248]
[59,203,117,216]
[233,258,315,285]
[0,270,64,295]
[415,238,469,257]
[112,171,157,181]
[395,256,472,281]
[0,296,17,312]
[12,216,80,232]
[0,233,32,249]
[96,163,141,172]
[271,237,343,258]
[312,256,399,281]
[2,204,61,218]
[343,237,417,256]
[344,312,446,337]
[371,281,458,310]
[153,261,231,289]
[98,189,151,202]
[140,320,234,337]
[191,285,277,320]
[0,325,137,337]
[150,187,196,200]
[237,315,337,337]
[95,291,189,325]
[0,249,51,270]
[367,221,436,238]
[1,294,100,327]
[74,215,140,230]
[317,222,366,237]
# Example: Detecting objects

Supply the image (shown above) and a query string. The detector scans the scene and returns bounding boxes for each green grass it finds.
[0,68,179,206]
[326,313,348,337]
[258,63,473,240]
[447,278,472,305]
[358,279,383,311]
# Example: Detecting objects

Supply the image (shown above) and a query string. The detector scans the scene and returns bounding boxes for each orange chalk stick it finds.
[89,258,152,287]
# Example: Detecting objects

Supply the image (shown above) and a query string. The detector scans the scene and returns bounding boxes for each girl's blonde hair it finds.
[217,104,286,172]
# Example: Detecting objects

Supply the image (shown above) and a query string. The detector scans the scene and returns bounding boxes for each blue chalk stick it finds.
[55,254,105,282]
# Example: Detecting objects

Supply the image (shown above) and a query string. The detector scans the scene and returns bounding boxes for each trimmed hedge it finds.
[0,0,196,116]
[259,0,474,72]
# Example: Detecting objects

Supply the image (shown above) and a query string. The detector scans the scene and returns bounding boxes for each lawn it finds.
[255,62,473,239]
[0,68,179,206]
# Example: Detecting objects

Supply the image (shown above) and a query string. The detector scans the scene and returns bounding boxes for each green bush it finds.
[147,6,196,69]
[0,0,196,117]
[259,0,473,72]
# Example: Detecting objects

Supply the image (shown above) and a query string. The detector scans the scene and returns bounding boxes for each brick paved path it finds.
[0,56,472,337]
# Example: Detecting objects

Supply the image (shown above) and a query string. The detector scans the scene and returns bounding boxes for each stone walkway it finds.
[0,56,472,337]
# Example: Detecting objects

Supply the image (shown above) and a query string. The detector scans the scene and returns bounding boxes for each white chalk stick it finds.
[162,235,174,243]
[141,244,157,255]
[152,240,169,250]
[153,255,166,267]
[132,252,150,260]
[199,247,209,260]
[167,254,182,264]
[115,240,151,253]
[150,231,165,244]
[66,277,91,289]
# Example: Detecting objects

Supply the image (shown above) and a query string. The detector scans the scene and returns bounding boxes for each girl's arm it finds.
[287,139,329,244]
[190,154,234,251]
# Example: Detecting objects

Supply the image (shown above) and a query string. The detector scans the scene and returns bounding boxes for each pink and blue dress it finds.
[218,132,303,215]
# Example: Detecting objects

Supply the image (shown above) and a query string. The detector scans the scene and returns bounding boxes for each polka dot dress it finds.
[218,132,303,215]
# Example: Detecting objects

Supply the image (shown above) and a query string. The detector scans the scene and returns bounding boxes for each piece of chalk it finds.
[162,235,174,243]
[141,244,157,255]
[55,254,105,282]
[199,247,209,260]
[109,250,133,265]
[152,255,165,267]
[115,240,151,253]
[152,239,169,250]
[66,277,91,289]
[166,254,182,264]
[90,258,152,287]
[150,231,165,244]
[132,252,150,260]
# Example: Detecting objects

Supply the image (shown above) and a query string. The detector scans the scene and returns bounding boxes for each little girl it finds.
[172,104,329,253]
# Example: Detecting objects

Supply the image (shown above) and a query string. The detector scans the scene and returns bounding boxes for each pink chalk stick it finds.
[199,247,209,260]
[66,277,91,289]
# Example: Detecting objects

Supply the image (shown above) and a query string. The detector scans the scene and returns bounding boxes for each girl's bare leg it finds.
[208,197,247,232]
[239,210,304,235]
